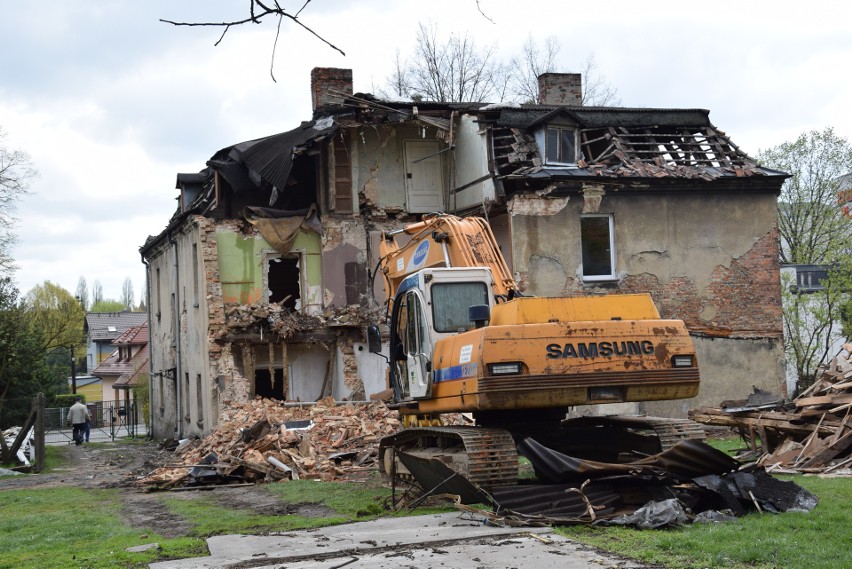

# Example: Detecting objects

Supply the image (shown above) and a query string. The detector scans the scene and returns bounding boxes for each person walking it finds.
[67,397,90,446]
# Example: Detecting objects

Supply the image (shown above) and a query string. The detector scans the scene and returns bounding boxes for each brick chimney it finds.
[537,73,582,106]
[311,67,353,112]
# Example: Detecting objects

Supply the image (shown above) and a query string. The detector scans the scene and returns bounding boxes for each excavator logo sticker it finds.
[407,240,431,272]
[546,340,655,359]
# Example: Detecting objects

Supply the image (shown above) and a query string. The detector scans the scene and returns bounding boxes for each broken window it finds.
[267,255,301,310]
[545,126,577,165]
[581,214,616,280]
[254,368,286,399]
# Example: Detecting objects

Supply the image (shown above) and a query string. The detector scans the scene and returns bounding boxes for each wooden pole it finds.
[34,393,45,473]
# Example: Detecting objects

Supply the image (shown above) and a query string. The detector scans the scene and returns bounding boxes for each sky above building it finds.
[2,0,850,302]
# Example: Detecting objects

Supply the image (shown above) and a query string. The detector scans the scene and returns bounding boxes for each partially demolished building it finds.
[141,67,789,440]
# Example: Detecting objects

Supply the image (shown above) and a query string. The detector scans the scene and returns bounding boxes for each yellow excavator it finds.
[367,213,702,488]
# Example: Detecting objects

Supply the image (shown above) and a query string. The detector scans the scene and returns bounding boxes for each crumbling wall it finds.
[508,190,785,414]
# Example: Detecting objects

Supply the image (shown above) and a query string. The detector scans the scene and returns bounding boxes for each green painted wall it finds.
[216,229,321,305]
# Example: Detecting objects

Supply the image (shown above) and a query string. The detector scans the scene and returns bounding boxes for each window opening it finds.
[268,256,300,310]
[581,214,615,280]
[431,282,489,332]
[183,372,190,425]
[195,373,204,427]
[254,368,285,400]
[158,374,164,414]
[192,243,199,306]
[155,268,161,321]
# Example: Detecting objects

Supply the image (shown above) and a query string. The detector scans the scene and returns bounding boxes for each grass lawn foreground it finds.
[0,439,849,568]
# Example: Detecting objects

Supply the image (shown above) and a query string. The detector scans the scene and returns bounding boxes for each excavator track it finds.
[379,426,519,489]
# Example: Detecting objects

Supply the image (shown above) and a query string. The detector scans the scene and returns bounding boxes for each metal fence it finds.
[45,400,147,445]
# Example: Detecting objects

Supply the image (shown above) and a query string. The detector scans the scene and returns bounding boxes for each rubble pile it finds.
[219,303,380,339]
[140,397,467,489]
[690,343,852,474]
[1,426,34,467]
[140,397,409,488]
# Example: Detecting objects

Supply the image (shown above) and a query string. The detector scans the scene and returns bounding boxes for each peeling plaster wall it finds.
[321,216,370,308]
[146,217,215,440]
[509,190,785,414]
[452,114,496,211]
[352,124,449,212]
[353,125,407,211]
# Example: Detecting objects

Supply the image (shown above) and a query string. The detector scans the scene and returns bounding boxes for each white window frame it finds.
[580,214,616,281]
[538,125,578,166]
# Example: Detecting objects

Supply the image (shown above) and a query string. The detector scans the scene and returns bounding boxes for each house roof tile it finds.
[85,312,148,341]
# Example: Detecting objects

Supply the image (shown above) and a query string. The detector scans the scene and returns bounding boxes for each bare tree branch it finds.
[160,1,345,58]
[475,0,496,24]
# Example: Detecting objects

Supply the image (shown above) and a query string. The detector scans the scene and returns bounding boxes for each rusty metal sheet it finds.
[396,451,493,506]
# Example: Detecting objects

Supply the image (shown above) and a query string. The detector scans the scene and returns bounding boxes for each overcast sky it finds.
[2,1,850,303]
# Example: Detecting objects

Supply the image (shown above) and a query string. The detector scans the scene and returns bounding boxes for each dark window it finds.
[254,368,285,400]
[268,256,300,310]
[195,373,204,427]
[192,243,200,307]
[581,215,615,279]
[545,127,577,164]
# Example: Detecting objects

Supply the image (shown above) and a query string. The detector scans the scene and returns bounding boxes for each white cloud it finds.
[2,0,851,301]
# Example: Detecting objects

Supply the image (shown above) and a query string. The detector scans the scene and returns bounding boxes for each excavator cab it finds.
[370,267,496,403]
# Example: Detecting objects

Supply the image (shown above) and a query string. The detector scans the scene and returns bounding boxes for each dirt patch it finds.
[208,485,336,517]
[121,492,193,538]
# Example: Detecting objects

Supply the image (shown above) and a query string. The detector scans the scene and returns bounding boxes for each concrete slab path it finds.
[149,512,649,569]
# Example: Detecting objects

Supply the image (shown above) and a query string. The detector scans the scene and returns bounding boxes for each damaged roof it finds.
[481,105,787,185]
[208,117,337,195]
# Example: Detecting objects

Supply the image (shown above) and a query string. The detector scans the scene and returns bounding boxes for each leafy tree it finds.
[0,127,37,275]
[23,281,85,354]
[121,277,134,309]
[91,299,127,312]
[759,128,852,391]
[75,276,90,311]
[0,278,60,428]
[758,128,852,265]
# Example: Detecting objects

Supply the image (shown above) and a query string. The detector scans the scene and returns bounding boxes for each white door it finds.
[404,140,444,213]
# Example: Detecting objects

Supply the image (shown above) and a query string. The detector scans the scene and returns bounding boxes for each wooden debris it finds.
[689,345,852,475]
[138,397,465,489]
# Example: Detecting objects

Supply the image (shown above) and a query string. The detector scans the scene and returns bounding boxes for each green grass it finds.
[0,487,204,569]
[556,475,851,569]
[0,476,397,568]
[1,437,849,569]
